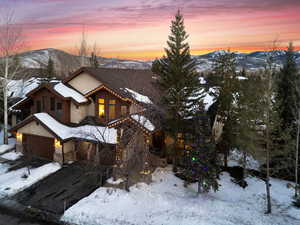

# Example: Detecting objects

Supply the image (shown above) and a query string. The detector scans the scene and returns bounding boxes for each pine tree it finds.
[183,109,220,193]
[277,43,299,131]
[44,57,55,82]
[258,50,293,214]
[152,10,201,172]
[210,51,239,167]
[234,75,264,182]
[90,52,99,68]
[272,43,299,196]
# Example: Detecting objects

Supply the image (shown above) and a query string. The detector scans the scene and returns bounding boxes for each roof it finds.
[53,83,87,104]
[108,113,157,135]
[11,81,88,110]
[11,113,117,144]
[64,67,160,104]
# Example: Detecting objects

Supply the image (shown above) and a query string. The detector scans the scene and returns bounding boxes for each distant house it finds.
[10,67,166,183]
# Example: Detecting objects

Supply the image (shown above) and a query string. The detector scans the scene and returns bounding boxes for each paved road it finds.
[0,210,59,225]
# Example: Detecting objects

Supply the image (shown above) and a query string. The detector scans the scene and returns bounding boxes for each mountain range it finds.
[16,48,300,77]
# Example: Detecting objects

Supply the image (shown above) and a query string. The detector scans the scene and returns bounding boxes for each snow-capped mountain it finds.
[8,48,300,77]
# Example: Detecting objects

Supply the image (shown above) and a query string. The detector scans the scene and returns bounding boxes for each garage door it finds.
[23,134,55,160]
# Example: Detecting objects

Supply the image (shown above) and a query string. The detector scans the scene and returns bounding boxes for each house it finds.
[10,67,166,183]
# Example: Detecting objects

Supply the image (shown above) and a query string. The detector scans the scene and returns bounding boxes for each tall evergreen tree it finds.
[277,43,299,130]
[274,43,300,195]
[183,108,220,193]
[152,10,202,172]
[90,52,99,68]
[210,51,239,167]
[259,51,293,214]
[44,57,55,81]
[234,75,264,182]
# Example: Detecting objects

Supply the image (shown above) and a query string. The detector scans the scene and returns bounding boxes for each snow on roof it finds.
[54,83,88,104]
[34,113,117,144]
[131,114,155,132]
[8,78,41,98]
[124,88,153,104]
[9,97,29,111]
[203,88,216,110]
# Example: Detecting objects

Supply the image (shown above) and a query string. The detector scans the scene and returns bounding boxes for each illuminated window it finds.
[98,98,105,118]
[54,139,62,148]
[16,132,23,142]
[109,99,116,120]
[121,105,127,117]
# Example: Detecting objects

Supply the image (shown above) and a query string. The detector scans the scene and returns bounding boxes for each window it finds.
[56,102,62,119]
[36,101,41,113]
[121,105,127,117]
[50,97,55,111]
[98,98,105,118]
[56,102,62,110]
[109,99,116,120]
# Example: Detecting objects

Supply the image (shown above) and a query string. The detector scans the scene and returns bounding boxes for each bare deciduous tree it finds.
[0,9,25,144]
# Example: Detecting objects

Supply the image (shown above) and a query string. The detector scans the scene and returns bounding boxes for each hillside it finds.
[6,48,300,78]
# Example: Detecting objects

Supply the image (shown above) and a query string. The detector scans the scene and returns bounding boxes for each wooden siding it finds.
[94,89,130,124]
[30,88,71,123]
[23,134,55,160]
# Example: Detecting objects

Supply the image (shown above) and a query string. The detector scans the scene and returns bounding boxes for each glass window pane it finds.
[109,105,115,120]
[98,98,105,104]
[109,99,116,104]
[99,104,105,118]
[121,106,127,116]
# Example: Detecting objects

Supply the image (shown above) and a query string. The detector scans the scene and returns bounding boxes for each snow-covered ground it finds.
[228,149,260,170]
[0,144,15,155]
[0,152,23,161]
[62,167,299,225]
[0,162,61,198]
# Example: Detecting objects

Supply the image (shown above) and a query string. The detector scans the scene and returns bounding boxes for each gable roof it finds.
[64,67,160,104]
[108,113,157,135]
[11,82,88,110]
[11,113,117,144]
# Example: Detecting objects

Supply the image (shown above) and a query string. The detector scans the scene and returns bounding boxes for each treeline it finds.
[152,10,300,213]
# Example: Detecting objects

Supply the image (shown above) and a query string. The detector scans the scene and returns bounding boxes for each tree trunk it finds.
[242,152,247,181]
[224,152,228,168]
[265,75,272,214]
[3,56,9,145]
[295,110,300,197]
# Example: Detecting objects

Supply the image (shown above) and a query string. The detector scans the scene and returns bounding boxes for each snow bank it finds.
[34,113,117,144]
[0,144,15,155]
[62,167,299,225]
[0,162,61,198]
[124,88,153,104]
[54,83,88,103]
[1,152,23,161]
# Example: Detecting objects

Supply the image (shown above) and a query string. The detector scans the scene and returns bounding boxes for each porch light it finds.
[16,132,22,142]
[54,139,62,148]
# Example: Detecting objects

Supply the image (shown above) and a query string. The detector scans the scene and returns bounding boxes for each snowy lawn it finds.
[0,152,23,161]
[0,162,61,198]
[62,167,300,225]
[0,144,16,155]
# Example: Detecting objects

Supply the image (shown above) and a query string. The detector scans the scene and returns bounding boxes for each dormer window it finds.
[98,98,105,118]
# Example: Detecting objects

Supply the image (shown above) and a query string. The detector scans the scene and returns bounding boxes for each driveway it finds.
[13,162,112,215]
[0,209,59,225]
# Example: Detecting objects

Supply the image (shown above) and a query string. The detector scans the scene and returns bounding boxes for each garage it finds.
[23,134,55,160]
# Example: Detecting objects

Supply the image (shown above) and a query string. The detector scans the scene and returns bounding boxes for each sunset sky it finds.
[2,0,300,59]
